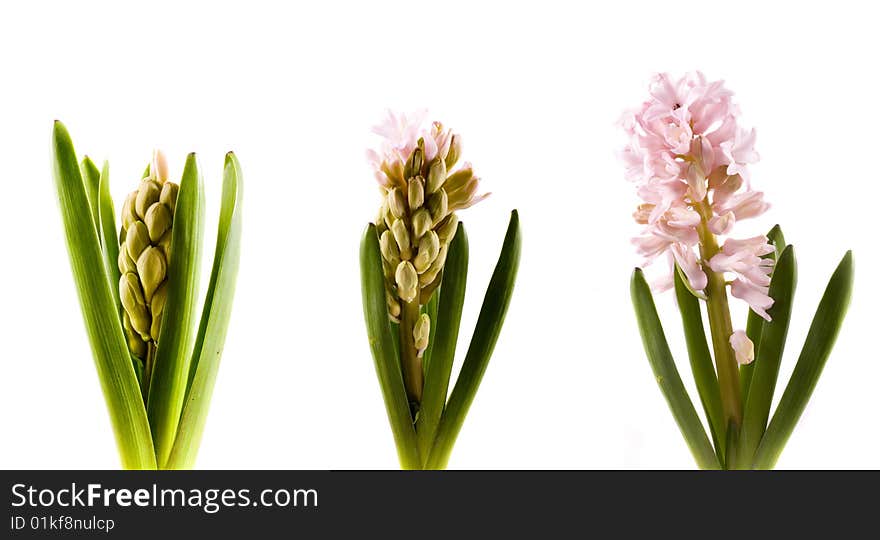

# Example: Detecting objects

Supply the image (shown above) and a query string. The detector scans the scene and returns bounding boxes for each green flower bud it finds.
[408,176,425,210]
[413,313,430,357]
[150,311,163,342]
[136,246,166,302]
[445,134,462,170]
[151,282,168,319]
[144,202,172,242]
[427,188,448,224]
[436,213,459,243]
[123,312,147,359]
[405,145,424,179]
[135,179,161,219]
[122,191,138,229]
[412,208,433,240]
[159,181,178,213]
[419,244,447,287]
[426,158,447,194]
[118,245,136,274]
[391,218,411,258]
[386,289,401,322]
[125,220,150,261]
[120,272,150,340]
[388,187,407,219]
[443,166,473,193]
[395,261,419,303]
[414,231,440,273]
[379,230,401,266]
[157,230,172,261]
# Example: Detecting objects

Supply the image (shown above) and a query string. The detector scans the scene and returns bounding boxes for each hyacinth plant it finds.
[51,121,243,469]
[622,73,854,469]
[360,111,521,469]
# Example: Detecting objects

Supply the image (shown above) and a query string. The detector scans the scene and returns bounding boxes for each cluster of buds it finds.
[118,151,179,362]
[369,112,488,353]
[621,72,773,364]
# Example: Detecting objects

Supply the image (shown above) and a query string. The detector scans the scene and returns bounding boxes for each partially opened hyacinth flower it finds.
[360,111,521,469]
[623,73,854,469]
[52,121,243,470]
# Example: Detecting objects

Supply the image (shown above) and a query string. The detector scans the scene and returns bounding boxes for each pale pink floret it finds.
[709,236,775,320]
[729,330,755,365]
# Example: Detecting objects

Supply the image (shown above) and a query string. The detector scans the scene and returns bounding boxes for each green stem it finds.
[696,201,742,439]
[400,299,423,410]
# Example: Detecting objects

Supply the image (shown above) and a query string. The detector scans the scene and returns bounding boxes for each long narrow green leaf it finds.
[417,223,468,464]
[426,211,520,470]
[80,156,101,236]
[167,152,244,470]
[630,268,720,470]
[360,224,421,469]
[97,161,121,310]
[52,121,156,470]
[738,245,797,467]
[753,251,854,469]
[742,225,786,400]
[673,267,724,460]
[147,153,204,467]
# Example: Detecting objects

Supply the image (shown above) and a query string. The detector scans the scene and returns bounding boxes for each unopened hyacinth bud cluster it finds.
[118,151,179,361]
[621,72,774,365]
[368,111,488,363]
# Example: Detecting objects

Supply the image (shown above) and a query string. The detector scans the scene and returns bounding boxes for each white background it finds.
[0,1,876,469]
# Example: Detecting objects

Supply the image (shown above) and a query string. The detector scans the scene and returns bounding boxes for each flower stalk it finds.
[52,121,243,470]
[622,74,853,469]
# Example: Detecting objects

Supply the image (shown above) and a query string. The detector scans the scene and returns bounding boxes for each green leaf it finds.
[741,225,786,400]
[80,157,101,237]
[147,153,204,467]
[97,161,121,311]
[738,245,797,467]
[166,152,244,470]
[417,223,468,464]
[630,267,720,470]
[753,250,854,469]
[52,121,156,470]
[673,266,724,461]
[360,224,421,469]
[425,210,521,470]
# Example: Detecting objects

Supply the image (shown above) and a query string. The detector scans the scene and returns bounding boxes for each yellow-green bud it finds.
[436,213,459,243]
[427,188,449,224]
[391,218,411,258]
[408,176,425,209]
[122,191,138,229]
[419,244,448,286]
[445,134,462,170]
[135,179,161,219]
[395,261,419,303]
[125,221,150,261]
[413,313,430,357]
[118,246,136,274]
[157,230,172,260]
[426,158,447,194]
[405,145,424,179]
[379,230,400,265]
[388,187,407,219]
[144,202,172,242]
[443,167,473,193]
[136,246,166,302]
[412,208,433,240]
[120,272,150,340]
[386,289,401,321]
[123,312,147,358]
[414,231,440,273]
[159,182,178,213]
